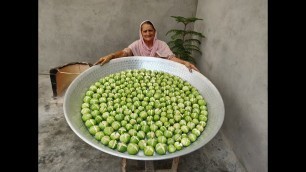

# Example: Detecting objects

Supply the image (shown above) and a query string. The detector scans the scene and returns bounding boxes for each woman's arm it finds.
[169,56,200,72]
[157,41,199,72]
[94,48,133,65]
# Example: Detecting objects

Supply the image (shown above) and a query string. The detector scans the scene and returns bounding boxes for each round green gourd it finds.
[144,146,155,156]
[81,69,208,156]
[127,143,139,155]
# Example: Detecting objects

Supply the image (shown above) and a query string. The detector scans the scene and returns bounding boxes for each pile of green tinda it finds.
[81,69,208,156]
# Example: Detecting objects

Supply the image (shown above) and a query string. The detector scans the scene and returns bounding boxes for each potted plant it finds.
[166,16,205,64]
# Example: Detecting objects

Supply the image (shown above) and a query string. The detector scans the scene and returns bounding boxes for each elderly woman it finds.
[94,20,199,72]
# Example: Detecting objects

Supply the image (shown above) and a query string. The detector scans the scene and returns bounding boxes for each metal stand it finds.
[122,158,127,172]
[121,157,180,172]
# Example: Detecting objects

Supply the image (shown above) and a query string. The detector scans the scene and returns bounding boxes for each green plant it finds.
[166,16,205,64]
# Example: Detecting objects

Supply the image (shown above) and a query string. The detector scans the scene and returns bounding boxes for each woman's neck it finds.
[144,40,154,48]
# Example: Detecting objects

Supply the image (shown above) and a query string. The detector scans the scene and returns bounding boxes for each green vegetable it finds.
[127,143,139,155]
[119,133,130,143]
[94,131,105,141]
[81,69,208,155]
[108,140,117,149]
[168,144,176,153]
[117,142,127,153]
[89,125,100,135]
[144,146,155,156]
[155,143,167,155]
[101,136,111,145]
[138,140,147,150]
[85,119,96,128]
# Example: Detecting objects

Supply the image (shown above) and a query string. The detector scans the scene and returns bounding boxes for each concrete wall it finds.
[39,0,198,73]
[194,0,267,171]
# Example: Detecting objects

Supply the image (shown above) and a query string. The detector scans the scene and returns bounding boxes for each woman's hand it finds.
[183,61,199,72]
[168,56,199,73]
[94,54,114,66]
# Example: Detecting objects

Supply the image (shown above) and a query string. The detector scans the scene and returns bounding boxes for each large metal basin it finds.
[63,56,224,160]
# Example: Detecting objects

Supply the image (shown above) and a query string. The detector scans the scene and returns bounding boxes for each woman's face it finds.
[141,23,155,42]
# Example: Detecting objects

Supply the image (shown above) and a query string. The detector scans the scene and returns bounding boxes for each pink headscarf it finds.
[128,20,174,58]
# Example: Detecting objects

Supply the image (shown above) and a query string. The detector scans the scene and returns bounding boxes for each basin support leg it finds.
[171,157,179,172]
[121,157,180,172]
[121,158,126,172]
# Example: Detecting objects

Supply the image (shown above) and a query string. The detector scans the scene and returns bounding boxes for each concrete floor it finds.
[38,74,246,172]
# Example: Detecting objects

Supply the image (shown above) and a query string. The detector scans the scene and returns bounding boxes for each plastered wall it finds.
[194,0,268,171]
[39,0,198,73]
